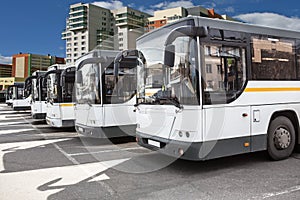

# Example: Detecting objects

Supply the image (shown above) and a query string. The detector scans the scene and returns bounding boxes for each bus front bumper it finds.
[46,117,75,128]
[136,132,203,161]
[75,123,136,138]
[32,113,46,119]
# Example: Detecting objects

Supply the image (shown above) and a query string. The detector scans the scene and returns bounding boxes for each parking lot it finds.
[0,103,300,200]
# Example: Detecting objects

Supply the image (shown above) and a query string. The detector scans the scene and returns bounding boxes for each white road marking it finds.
[0,121,30,126]
[0,115,30,121]
[261,185,300,199]
[19,113,120,196]
[0,128,34,135]
[0,158,128,200]
[68,147,144,156]
[0,107,130,199]
[0,139,70,172]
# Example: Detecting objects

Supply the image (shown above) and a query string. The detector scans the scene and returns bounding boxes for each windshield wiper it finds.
[159,97,183,109]
[134,97,156,107]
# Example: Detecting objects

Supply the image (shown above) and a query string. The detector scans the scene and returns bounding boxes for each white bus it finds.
[75,50,139,138]
[135,16,300,161]
[9,83,31,111]
[25,71,47,119]
[5,85,14,106]
[44,64,76,128]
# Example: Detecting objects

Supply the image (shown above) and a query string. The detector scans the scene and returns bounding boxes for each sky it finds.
[1,0,300,64]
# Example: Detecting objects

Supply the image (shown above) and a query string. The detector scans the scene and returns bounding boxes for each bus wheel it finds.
[267,116,295,160]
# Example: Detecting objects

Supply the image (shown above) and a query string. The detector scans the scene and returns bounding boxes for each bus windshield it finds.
[137,36,200,106]
[47,73,59,103]
[76,61,137,105]
[76,63,100,105]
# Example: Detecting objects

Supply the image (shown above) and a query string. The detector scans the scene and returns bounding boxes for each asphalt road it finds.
[0,104,300,200]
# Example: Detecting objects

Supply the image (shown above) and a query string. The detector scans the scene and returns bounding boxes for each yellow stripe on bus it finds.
[60,103,74,107]
[245,87,300,92]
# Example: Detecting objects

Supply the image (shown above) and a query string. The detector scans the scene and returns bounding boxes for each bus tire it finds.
[267,116,295,161]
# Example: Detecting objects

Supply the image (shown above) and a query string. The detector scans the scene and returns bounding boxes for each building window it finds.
[205,46,211,55]
[74,53,78,57]
[119,38,123,41]
[74,42,78,46]
[119,32,123,36]
[81,36,85,39]
[206,64,212,73]
[74,48,78,51]
[82,41,86,45]
[74,37,78,40]
[81,47,85,50]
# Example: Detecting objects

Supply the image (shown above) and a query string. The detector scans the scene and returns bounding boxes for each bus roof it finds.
[138,16,300,42]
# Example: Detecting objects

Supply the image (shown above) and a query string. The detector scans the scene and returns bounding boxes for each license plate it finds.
[148,139,160,148]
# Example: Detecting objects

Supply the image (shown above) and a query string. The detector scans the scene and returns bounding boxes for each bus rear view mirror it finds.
[76,71,83,83]
[164,44,175,67]
[165,26,208,46]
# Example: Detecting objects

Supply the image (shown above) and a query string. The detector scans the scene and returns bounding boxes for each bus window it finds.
[202,44,246,104]
[251,35,296,80]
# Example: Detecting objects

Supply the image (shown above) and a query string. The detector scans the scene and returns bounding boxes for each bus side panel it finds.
[202,106,251,159]
[250,104,300,152]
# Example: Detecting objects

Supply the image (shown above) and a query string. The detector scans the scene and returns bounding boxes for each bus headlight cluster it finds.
[178,130,191,138]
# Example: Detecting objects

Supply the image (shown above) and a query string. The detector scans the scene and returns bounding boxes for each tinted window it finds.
[251,35,296,80]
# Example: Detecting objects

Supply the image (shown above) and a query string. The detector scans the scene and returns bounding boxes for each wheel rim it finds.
[273,127,291,150]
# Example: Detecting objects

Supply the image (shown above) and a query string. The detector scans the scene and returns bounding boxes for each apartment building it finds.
[62,3,115,64]
[146,6,233,32]
[112,7,151,50]
[62,3,151,64]
[0,64,12,78]
[12,53,65,81]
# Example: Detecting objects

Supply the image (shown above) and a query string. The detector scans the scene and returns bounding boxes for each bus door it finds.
[201,42,251,158]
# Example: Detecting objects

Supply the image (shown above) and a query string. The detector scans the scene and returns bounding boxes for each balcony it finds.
[69,23,87,31]
[69,11,87,20]
[69,6,87,15]
[61,31,72,40]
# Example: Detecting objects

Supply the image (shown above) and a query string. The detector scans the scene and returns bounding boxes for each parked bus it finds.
[75,50,139,138]
[5,85,14,106]
[25,71,47,119]
[44,64,76,128]
[9,83,31,110]
[135,16,300,161]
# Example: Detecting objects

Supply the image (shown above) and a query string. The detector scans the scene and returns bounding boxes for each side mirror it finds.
[76,71,83,83]
[164,44,175,67]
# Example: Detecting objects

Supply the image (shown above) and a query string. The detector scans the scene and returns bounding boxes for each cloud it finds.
[139,0,195,15]
[235,13,300,32]
[224,6,235,13]
[0,55,12,64]
[92,0,124,10]
[201,2,217,9]
[151,0,195,10]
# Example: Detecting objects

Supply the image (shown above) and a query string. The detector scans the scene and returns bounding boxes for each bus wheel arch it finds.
[267,111,298,160]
